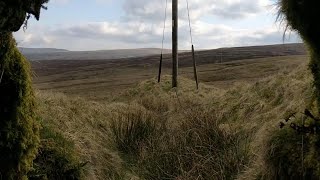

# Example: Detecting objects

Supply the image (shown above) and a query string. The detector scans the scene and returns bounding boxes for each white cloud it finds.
[95,0,112,5]
[123,0,272,23]
[50,0,71,5]
[49,0,111,5]
[13,0,301,50]
[14,19,301,51]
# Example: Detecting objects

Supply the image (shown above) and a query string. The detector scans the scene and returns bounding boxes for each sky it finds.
[14,0,302,51]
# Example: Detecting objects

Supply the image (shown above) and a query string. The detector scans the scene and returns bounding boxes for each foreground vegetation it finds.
[35,57,316,179]
[2,0,319,178]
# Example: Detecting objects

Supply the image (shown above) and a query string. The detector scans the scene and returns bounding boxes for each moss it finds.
[0,1,49,32]
[0,32,40,179]
[0,1,49,178]
[266,124,320,179]
[0,3,25,31]
[278,0,320,109]
[265,2,320,178]
[267,127,304,179]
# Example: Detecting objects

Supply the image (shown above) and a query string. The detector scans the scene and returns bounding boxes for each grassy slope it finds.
[24,43,306,61]
[32,55,307,101]
[36,55,313,179]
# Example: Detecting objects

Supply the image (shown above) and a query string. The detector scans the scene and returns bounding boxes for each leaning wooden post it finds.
[172,0,178,88]
[192,45,199,89]
[158,53,163,83]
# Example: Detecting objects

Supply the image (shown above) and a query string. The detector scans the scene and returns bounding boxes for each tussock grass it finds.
[110,107,162,156]
[36,92,128,179]
[137,106,251,180]
[36,58,315,179]
[28,125,85,179]
[261,109,320,179]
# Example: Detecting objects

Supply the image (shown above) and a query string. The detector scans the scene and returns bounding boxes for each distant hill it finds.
[31,43,307,99]
[101,43,307,68]
[20,48,173,61]
[21,43,306,61]
[179,43,307,67]
[19,47,69,54]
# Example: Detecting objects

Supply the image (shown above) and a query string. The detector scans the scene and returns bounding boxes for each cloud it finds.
[123,0,271,23]
[13,0,301,50]
[15,25,55,48]
[49,0,112,6]
[95,0,112,5]
[14,19,301,51]
[209,0,270,18]
[50,0,71,5]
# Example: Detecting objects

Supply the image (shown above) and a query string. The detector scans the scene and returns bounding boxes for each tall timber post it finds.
[172,0,178,87]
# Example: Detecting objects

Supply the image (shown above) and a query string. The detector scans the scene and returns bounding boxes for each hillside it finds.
[22,48,174,61]
[19,47,69,54]
[30,43,307,101]
[31,55,307,101]
[37,58,312,179]
[30,43,313,179]
[25,43,306,61]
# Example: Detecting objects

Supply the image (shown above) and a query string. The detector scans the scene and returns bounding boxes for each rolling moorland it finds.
[29,43,306,101]
[20,47,175,61]
[28,43,315,179]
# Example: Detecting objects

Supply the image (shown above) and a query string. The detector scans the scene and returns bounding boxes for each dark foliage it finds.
[0,0,49,178]
[28,126,85,180]
[0,0,49,31]
[267,2,320,178]
[0,33,40,179]
[278,0,320,109]
[269,111,320,179]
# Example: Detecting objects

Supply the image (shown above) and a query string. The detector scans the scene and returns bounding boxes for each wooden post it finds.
[158,53,163,83]
[192,45,199,89]
[172,0,178,88]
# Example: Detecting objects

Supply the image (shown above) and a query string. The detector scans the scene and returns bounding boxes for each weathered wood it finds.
[172,0,178,88]
[192,45,199,89]
[158,53,163,83]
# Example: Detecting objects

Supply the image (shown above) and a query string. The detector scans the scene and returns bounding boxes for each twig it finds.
[0,66,4,84]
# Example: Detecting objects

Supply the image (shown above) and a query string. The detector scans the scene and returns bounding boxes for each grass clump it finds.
[110,106,163,156]
[264,111,320,179]
[139,107,251,180]
[28,125,85,180]
[36,59,316,179]
[36,92,139,179]
[266,127,307,179]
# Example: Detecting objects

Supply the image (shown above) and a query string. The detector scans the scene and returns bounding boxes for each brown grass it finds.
[34,54,314,179]
[32,55,307,101]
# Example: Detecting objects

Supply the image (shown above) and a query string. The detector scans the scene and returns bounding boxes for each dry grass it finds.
[32,55,307,101]
[36,92,137,179]
[35,55,315,179]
